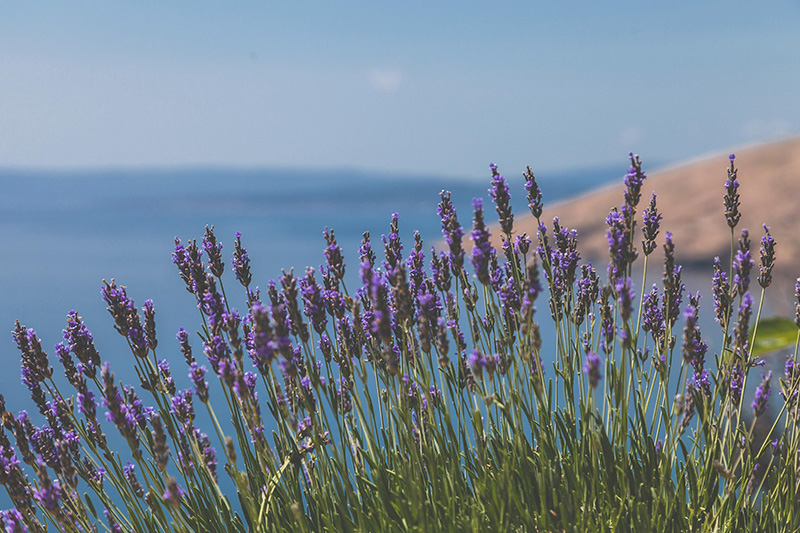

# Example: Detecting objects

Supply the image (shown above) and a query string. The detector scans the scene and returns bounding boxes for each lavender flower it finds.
[123,463,144,499]
[150,413,169,471]
[615,276,635,323]
[727,361,745,405]
[523,165,543,219]
[63,310,101,378]
[470,198,494,285]
[202,224,225,278]
[783,358,799,406]
[173,237,208,297]
[204,335,231,377]
[232,231,252,288]
[280,268,309,342]
[323,227,345,282]
[712,257,732,326]
[3,509,28,532]
[662,232,684,327]
[641,193,661,256]
[624,153,646,209]
[599,289,615,355]
[541,218,580,321]
[514,233,531,256]
[489,163,514,236]
[177,327,194,365]
[359,231,376,267]
[606,208,634,282]
[101,364,140,452]
[189,362,209,403]
[382,213,403,278]
[752,371,772,417]
[724,154,741,228]
[796,278,800,329]
[430,249,452,293]
[201,274,226,337]
[733,229,753,296]
[300,267,328,333]
[101,279,134,336]
[733,292,754,359]
[758,224,776,288]
[196,431,218,482]
[171,390,195,429]
[248,301,277,373]
[142,299,157,351]
[584,352,603,389]
[407,231,425,296]
[12,322,53,386]
[573,264,598,326]
[438,190,465,276]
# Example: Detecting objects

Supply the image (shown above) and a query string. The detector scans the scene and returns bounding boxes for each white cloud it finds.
[618,125,643,150]
[368,68,403,93]
[741,118,792,140]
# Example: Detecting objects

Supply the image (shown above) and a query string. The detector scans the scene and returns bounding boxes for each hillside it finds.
[492,136,800,311]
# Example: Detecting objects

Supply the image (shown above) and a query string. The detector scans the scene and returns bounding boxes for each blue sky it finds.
[1,2,798,178]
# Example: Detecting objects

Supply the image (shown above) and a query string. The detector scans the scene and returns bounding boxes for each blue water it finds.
[0,164,624,512]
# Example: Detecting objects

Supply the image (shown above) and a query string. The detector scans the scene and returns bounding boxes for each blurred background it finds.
[0,1,798,479]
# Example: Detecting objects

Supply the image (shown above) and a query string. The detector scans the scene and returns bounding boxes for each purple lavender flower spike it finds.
[724,154,741,228]
[382,213,403,278]
[171,389,195,429]
[795,278,800,329]
[189,362,209,403]
[407,231,425,297]
[733,291,754,358]
[123,462,145,499]
[758,224,776,289]
[523,165,543,219]
[300,268,328,335]
[101,279,134,336]
[606,208,633,282]
[615,277,635,323]
[624,153,646,209]
[176,327,194,365]
[4,509,29,532]
[232,231,252,288]
[584,352,603,389]
[573,264,598,326]
[430,249,452,293]
[143,299,157,351]
[641,193,661,256]
[323,227,346,282]
[33,462,61,514]
[712,258,732,326]
[470,198,494,285]
[752,371,772,417]
[13,322,53,385]
[733,229,753,296]
[438,191,465,276]
[101,364,140,452]
[202,225,225,278]
[489,163,514,236]
[63,310,101,378]
[662,232,684,327]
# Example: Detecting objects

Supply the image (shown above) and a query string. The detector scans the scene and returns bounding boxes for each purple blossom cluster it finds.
[470,198,495,285]
[488,163,514,236]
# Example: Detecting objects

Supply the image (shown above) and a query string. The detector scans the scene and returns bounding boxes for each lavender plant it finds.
[2,154,800,532]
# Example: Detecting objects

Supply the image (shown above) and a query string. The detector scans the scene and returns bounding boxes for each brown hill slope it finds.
[492,136,800,310]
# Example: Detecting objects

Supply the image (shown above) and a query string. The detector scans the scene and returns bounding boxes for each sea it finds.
[0,163,636,512]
